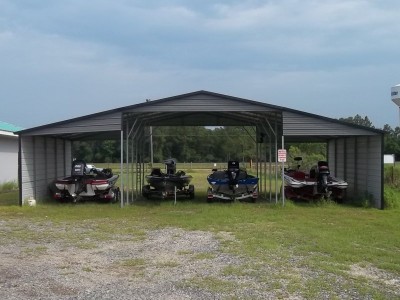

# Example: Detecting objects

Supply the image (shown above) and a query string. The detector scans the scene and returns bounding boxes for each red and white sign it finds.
[277,149,286,162]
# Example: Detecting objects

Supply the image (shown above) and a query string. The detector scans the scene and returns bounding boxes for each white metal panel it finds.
[21,136,35,202]
[56,139,65,177]
[333,136,383,208]
[366,136,382,207]
[345,138,356,196]
[356,137,368,195]
[65,141,72,175]
[20,136,72,203]
[46,139,55,179]
[0,135,19,182]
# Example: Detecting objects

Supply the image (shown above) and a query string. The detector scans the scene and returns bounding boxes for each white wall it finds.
[20,135,72,202]
[0,134,19,182]
[328,135,383,208]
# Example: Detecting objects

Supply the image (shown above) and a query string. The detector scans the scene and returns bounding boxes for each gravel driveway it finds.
[0,219,399,299]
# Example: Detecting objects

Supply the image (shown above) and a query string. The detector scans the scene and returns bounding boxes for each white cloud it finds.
[0,0,399,128]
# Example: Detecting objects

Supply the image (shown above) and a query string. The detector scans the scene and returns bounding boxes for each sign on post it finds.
[278,149,287,162]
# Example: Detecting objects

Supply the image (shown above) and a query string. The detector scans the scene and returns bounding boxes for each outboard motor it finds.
[164,159,176,175]
[71,159,87,199]
[227,160,240,190]
[316,161,330,194]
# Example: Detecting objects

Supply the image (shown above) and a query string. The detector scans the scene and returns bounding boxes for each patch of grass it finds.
[183,276,237,293]
[384,185,400,209]
[82,267,93,272]
[120,258,146,268]
[22,246,48,256]
[222,265,252,277]
[0,190,18,206]
[156,260,180,268]
[0,180,18,192]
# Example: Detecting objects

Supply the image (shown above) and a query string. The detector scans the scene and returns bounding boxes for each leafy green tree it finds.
[383,124,400,156]
[339,114,374,128]
[286,144,326,171]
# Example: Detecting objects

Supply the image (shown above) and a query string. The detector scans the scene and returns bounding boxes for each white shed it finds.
[0,121,23,183]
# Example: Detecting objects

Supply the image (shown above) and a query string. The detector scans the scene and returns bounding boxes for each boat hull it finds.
[51,175,119,202]
[284,173,348,201]
[143,174,194,199]
[207,170,259,202]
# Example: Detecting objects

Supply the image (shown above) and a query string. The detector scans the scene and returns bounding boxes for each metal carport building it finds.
[17,90,385,208]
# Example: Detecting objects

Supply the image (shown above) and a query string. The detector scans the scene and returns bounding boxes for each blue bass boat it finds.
[207,161,258,202]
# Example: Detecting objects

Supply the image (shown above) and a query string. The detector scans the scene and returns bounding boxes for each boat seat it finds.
[151,168,162,176]
[292,171,306,180]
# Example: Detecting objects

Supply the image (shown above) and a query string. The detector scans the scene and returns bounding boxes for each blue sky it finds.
[1,0,399,129]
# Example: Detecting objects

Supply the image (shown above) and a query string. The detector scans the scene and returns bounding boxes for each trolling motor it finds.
[71,159,87,201]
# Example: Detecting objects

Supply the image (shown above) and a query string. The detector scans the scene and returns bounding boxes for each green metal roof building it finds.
[0,121,24,133]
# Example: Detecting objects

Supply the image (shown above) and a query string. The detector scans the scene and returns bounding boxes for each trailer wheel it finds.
[112,187,120,203]
[188,185,195,199]
[206,187,213,203]
[142,185,150,199]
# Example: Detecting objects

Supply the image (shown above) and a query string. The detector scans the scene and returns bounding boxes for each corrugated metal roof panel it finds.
[282,111,380,136]
[127,93,277,113]
[17,90,383,140]
[19,112,121,136]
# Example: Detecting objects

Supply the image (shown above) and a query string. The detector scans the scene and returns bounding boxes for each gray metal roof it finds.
[17,90,383,141]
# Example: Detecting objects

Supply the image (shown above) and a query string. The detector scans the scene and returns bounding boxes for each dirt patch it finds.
[349,264,400,291]
[0,219,399,299]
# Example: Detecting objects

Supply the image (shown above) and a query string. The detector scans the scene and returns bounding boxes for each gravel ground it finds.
[0,219,399,299]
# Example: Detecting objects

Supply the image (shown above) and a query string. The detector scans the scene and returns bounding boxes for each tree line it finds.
[72,114,400,163]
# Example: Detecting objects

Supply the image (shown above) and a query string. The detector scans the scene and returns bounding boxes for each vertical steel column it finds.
[269,134,272,202]
[354,137,358,196]
[262,116,276,204]
[131,136,134,203]
[150,126,153,167]
[120,130,124,208]
[256,142,259,178]
[264,140,267,199]
[126,121,129,204]
[18,135,22,206]
[275,114,278,204]
[33,136,37,200]
[281,135,285,207]
[135,135,139,199]
[44,138,48,184]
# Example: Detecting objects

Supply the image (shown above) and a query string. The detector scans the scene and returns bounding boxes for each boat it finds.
[142,159,194,199]
[207,161,259,202]
[284,157,348,201]
[50,160,120,203]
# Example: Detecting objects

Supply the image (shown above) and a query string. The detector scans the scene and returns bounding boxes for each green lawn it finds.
[0,200,399,298]
[1,166,399,298]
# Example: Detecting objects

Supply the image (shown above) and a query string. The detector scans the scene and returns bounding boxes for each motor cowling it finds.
[227,161,240,189]
[71,160,87,197]
[164,158,176,175]
[71,160,86,177]
[316,161,330,194]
